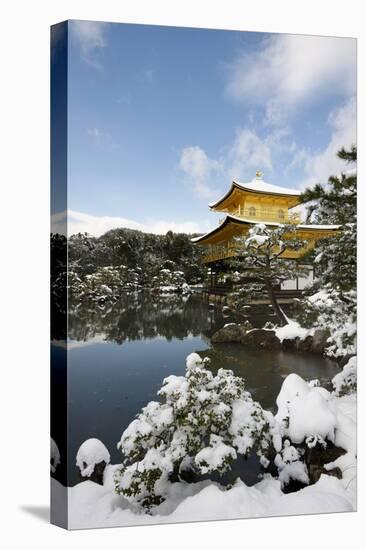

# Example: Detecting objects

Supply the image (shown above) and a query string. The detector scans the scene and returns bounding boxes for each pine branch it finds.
[337,145,357,163]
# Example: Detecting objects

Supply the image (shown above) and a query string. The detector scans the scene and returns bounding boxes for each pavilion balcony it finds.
[219,208,301,225]
[201,243,237,264]
[200,238,314,264]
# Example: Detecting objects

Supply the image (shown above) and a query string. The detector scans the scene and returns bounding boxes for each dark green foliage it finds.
[337,145,357,163]
[67,228,205,285]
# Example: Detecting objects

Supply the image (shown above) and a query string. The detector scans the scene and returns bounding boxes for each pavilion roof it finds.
[208,178,301,209]
[191,214,341,244]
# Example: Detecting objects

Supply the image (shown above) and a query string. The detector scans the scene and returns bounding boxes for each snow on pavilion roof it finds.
[234,178,301,196]
[208,177,301,209]
[191,214,341,244]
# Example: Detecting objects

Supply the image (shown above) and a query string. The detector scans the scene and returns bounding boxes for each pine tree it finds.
[228,223,310,326]
[297,146,357,356]
[299,146,356,295]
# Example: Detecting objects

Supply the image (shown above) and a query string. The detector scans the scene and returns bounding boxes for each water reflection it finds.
[202,344,339,411]
[68,292,222,344]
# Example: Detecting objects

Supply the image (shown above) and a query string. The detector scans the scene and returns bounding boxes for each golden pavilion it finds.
[192,172,340,290]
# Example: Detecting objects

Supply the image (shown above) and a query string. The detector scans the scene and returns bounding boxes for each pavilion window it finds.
[278,209,285,220]
[249,206,256,217]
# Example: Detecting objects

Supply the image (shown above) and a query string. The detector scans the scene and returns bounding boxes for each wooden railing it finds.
[220,208,301,224]
[201,244,237,263]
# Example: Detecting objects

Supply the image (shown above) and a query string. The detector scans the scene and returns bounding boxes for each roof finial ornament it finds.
[255,170,263,179]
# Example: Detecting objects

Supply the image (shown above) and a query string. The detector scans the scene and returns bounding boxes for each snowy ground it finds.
[62,471,353,529]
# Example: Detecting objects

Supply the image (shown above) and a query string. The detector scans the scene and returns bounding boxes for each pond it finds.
[52,292,340,486]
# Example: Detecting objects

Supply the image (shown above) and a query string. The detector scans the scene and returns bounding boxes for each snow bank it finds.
[76,438,111,478]
[275,321,310,342]
[66,472,352,529]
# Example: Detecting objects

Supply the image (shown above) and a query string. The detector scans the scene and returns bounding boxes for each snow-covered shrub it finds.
[50,438,61,474]
[274,439,309,488]
[332,356,357,397]
[275,370,356,496]
[273,373,349,487]
[68,265,128,301]
[71,265,142,302]
[275,373,336,445]
[76,438,110,478]
[114,353,281,510]
[152,268,191,294]
[299,287,356,357]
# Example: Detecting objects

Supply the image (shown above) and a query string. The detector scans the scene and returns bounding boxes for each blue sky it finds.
[65,21,356,236]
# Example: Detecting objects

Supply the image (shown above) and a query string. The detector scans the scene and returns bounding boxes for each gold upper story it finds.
[209,175,302,224]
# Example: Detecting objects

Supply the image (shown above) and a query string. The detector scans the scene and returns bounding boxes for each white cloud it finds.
[180,126,295,196]
[227,128,273,180]
[179,146,223,199]
[297,97,356,188]
[70,21,107,68]
[178,96,356,197]
[227,34,356,124]
[51,210,212,237]
[221,33,356,189]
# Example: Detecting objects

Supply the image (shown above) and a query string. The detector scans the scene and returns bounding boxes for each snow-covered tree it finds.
[114,353,281,510]
[228,223,310,325]
[297,288,356,357]
[68,265,143,302]
[300,145,356,294]
[297,146,357,356]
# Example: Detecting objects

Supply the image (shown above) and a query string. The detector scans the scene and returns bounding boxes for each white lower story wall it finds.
[281,266,314,291]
